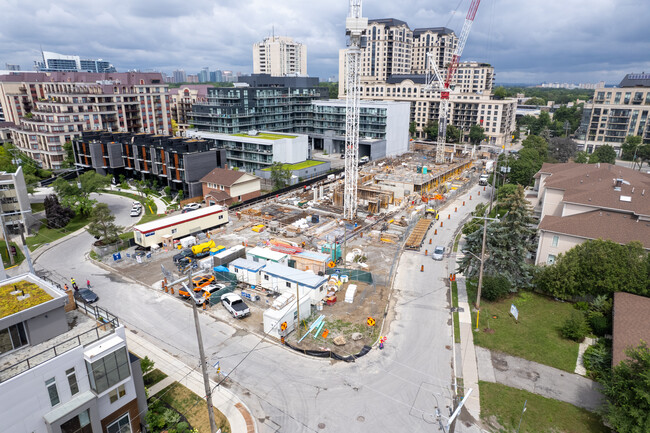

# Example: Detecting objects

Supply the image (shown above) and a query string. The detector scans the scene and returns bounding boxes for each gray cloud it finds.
[1,0,648,84]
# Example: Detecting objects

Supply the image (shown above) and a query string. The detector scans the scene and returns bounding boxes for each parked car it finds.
[221,293,250,318]
[181,208,197,214]
[74,288,99,304]
[130,207,142,217]
[432,246,445,261]
[183,203,201,210]
[132,201,142,209]
[478,174,489,186]
[173,249,194,263]
[194,283,226,305]
[192,275,215,290]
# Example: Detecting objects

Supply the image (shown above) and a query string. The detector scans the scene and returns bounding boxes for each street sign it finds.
[510,304,519,321]
[112,252,122,261]
[280,322,288,331]
[367,317,376,327]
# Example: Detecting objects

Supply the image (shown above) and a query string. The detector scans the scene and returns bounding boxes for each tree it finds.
[318,82,339,99]
[524,97,546,106]
[446,125,460,143]
[43,194,74,229]
[602,342,650,433]
[270,162,292,191]
[409,121,417,138]
[574,151,589,163]
[589,145,617,164]
[508,135,548,186]
[457,185,537,289]
[620,135,642,161]
[531,111,552,136]
[87,203,122,245]
[492,86,507,100]
[170,119,179,137]
[536,240,648,300]
[53,171,111,215]
[63,141,75,167]
[469,125,486,145]
[552,104,583,136]
[548,137,578,163]
[637,144,650,170]
[423,120,438,140]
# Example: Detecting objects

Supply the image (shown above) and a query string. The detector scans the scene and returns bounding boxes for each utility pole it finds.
[474,159,497,328]
[186,267,219,433]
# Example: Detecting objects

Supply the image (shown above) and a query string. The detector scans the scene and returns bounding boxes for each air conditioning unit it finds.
[158,129,163,135]
[107,126,112,132]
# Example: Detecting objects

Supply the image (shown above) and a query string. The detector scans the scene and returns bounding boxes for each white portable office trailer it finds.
[229,258,265,286]
[133,206,229,248]
[258,262,328,305]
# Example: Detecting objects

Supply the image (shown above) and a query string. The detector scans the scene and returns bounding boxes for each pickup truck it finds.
[173,248,194,263]
[221,293,250,319]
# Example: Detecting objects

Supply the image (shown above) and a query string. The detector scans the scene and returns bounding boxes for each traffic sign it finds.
[367,317,376,327]
[280,322,287,331]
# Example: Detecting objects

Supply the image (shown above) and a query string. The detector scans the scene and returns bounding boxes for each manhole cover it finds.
[318,423,326,429]
[357,416,365,422]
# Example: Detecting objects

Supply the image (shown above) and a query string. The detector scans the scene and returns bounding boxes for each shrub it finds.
[560,311,590,342]
[481,275,512,302]
[588,313,610,337]
[573,301,589,311]
[140,356,154,375]
[583,338,612,381]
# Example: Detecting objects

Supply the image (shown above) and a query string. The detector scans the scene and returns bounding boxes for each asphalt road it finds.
[26,184,489,432]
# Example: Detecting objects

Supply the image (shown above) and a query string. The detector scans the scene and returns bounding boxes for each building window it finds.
[547,254,556,265]
[67,368,79,395]
[107,413,131,433]
[60,409,92,433]
[46,377,60,407]
[286,282,292,288]
[86,346,131,394]
[264,274,269,280]
[0,322,28,354]
[551,235,559,247]
[171,228,177,234]
[109,384,127,403]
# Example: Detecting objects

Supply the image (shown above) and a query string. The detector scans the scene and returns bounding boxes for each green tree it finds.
[170,119,179,137]
[536,240,649,300]
[574,151,589,163]
[524,97,546,106]
[63,141,75,167]
[492,86,507,99]
[409,121,417,138]
[318,82,339,99]
[602,342,650,433]
[446,125,460,143]
[423,120,438,140]
[621,135,642,161]
[43,194,74,229]
[87,203,122,245]
[548,137,578,163]
[589,145,617,164]
[531,111,552,136]
[469,124,486,145]
[457,185,537,289]
[269,162,292,191]
[508,135,548,186]
[53,171,111,215]
[637,144,650,170]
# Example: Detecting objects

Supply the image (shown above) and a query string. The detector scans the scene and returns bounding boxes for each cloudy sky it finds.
[1,0,649,85]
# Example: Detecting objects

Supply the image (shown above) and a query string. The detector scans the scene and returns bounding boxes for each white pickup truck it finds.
[221,293,250,319]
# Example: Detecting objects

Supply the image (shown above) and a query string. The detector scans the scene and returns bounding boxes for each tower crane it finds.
[425,0,482,164]
[343,0,367,220]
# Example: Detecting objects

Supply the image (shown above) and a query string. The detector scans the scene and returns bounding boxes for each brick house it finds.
[201,168,261,206]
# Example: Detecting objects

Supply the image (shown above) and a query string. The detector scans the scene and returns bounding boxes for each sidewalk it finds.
[126,329,257,433]
[456,275,482,423]
[107,185,168,214]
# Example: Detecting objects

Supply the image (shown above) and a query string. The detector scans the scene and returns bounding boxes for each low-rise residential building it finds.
[612,292,650,367]
[0,273,147,433]
[73,131,226,198]
[186,130,309,173]
[576,73,650,154]
[311,99,410,158]
[528,162,650,266]
[0,166,31,237]
[201,167,261,206]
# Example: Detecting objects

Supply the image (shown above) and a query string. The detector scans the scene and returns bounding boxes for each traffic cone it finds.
[470,195,472,200]
[420,265,424,272]
[478,191,481,196]
[455,207,457,212]
[429,239,432,244]
[463,201,465,206]
[448,214,450,219]
[425,250,428,256]
[440,221,443,227]
[434,229,438,235]
[483,186,486,191]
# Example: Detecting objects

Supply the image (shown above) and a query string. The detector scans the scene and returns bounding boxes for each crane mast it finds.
[343,0,367,220]
[426,0,481,164]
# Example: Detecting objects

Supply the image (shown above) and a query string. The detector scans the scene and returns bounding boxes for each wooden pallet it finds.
[404,218,432,250]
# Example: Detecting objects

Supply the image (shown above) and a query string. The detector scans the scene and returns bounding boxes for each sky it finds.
[1,0,649,85]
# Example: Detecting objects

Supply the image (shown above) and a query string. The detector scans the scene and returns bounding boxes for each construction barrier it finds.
[284,341,371,362]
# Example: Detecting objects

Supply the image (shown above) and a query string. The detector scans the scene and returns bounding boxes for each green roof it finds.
[262,160,325,171]
[0,280,53,318]
[231,132,297,140]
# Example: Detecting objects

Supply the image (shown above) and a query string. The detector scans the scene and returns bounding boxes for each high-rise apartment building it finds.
[0,272,148,433]
[198,67,210,83]
[4,64,21,71]
[34,51,116,73]
[253,36,307,77]
[576,73,650,154]
[172,69,187,84]
[0,72,171,169]
[338,17,511,145]
[209,70,223,82]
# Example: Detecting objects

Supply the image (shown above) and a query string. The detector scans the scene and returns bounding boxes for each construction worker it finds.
[86,279,91,289]
[64,284,69,291]
[71,278,78,291]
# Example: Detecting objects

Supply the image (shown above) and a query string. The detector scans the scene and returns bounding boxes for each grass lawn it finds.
[143,368,168,388]
[451,280,460,343]
[101,190,158,214]
[156,382,230,433]
[261,160,325,171]
[232,132,296,140]
[466,281,579,372]
[480,381,608,433]
[0,240,25,268]
[26,214,89,251]
[30,202,45,213]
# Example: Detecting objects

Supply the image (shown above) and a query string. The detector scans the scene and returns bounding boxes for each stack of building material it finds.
[345,284,357,303]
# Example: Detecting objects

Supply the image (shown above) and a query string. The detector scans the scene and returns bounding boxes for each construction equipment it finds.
[425,0,482,164]
[191,239,215,258]
[343,0,368,219]
[404,218,433,250]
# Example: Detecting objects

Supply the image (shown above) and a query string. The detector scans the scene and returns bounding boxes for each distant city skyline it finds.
[1,0,648,84]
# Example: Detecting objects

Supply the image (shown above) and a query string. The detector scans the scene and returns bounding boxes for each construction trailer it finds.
[258,262,328,305]
[263,292,312,340]
[229,258,265,286]
[247,246,289,265]
[133,206,229,248]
